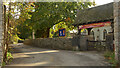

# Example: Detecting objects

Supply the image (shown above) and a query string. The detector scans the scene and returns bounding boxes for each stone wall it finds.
[24,36,109,51]
[24,38,78,50]
[79,36,88,51]
[0,1,3,67]
[106,33,114,51]
[114,1,120,61]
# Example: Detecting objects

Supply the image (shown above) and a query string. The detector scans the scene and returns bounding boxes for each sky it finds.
[95,0,113,6]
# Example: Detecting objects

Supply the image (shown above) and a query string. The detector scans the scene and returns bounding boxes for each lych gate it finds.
[73,2,114,51]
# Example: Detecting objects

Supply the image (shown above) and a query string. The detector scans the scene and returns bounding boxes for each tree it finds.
[5,2,35,40]
[27,2,95,38]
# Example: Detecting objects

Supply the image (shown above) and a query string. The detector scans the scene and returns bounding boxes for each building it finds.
[73,2,114,41]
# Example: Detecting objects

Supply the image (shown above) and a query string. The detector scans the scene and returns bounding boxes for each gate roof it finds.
[73,2,113,26]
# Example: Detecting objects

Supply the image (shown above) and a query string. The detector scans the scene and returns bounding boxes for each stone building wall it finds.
[92,26,112,41]
[79,25,113,41]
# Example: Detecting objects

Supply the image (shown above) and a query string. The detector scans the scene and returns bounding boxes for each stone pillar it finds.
[32,29,35,39]
[87,28,92,35]
[0,0,3,67]
[77,26,81,50]
[114,1,120,63]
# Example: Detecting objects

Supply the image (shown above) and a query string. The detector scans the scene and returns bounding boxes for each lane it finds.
[7,43,110,66]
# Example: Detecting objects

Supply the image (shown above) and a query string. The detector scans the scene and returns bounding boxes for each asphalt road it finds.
[6,43,111,66]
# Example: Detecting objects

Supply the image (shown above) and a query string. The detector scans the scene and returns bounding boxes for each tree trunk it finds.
[114,1,120,64]
[3,5,7,63]
[47,28,50,38]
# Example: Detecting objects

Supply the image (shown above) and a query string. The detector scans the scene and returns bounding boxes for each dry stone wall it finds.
[24,35,90,51]
[24,35,111,52]
[24,38,78,50]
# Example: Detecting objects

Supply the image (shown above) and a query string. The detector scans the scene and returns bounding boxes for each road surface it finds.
[6,43,110,66]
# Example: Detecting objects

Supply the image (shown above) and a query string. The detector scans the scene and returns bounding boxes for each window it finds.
[90,30,94,40]
[103,29,107,40]
[90,30,94,35]
[97,29,100,40]
[97,29,100,31]
[97,36,99,41]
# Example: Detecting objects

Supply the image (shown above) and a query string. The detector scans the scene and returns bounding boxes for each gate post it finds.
[0,0,3,67]
[114,0,120,64]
